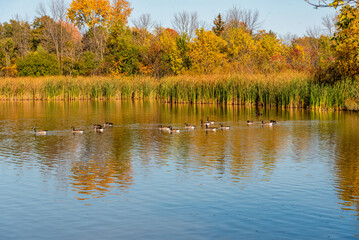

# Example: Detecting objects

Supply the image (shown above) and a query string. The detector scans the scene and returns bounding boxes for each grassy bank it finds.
[0,72,358,110]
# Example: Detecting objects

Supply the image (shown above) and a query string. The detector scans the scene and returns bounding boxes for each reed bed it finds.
[0,72,358,110]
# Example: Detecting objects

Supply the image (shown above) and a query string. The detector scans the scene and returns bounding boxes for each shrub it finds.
[77,51,99,76]
[17,47,59,76]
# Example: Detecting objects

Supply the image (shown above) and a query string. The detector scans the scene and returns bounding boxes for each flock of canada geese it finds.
[159,115,277,133]
[32,121,114,135]
[32,112,276,135]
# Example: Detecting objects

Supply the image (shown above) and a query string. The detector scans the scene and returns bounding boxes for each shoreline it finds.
[0,99,352,112]
[0,73,358,111]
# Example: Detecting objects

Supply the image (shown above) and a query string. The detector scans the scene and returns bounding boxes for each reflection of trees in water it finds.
[70,127,134,200]
[333,113,359,214]
[71,157,133,200]
[5,100,359,209]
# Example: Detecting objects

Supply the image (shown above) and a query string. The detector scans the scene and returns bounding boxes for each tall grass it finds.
[0,72,358,110]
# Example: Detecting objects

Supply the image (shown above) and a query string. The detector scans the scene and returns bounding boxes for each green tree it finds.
[0,37,17,77]
[76,51,99,76]
[106,22,142,75]
[0,20,31,76]
[17,47,59,76]
[0,19,31,59]
[176,33,191,70]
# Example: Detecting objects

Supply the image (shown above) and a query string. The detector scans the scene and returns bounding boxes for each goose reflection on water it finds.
[1,101,357,239]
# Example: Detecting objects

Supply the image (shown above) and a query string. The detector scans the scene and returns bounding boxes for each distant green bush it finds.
[77,51,99,76]
[17,47,59,76]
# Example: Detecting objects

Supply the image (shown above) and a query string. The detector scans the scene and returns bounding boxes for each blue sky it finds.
[0,0,336,36]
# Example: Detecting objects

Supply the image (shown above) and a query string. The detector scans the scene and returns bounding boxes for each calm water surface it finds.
[0,101,359,239]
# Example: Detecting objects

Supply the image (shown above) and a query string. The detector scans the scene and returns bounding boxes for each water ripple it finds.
[0,102,358,239]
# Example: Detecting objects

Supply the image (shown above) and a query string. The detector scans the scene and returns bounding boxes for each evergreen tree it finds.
[212,14,225,36]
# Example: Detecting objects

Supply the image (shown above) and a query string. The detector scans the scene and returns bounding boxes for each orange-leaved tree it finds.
[67,0,132,60]
[67,0,111,29]
[144,28,183,77]
[110,0,133,25]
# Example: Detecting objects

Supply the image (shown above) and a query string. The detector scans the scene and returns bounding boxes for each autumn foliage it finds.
[0,0,357,81]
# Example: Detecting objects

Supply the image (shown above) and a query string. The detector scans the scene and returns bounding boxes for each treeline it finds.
[0,0,358,81]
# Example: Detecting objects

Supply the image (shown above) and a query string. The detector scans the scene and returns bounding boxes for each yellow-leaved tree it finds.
[144,28,183,77]
[188,28,227,73]
[67,0,132,60]
[254,30,288,72]
[67,0,111,29]
[159,29,183,75]
[110,0,133,25]
[304,0,359,79]
[333,3,359,76]
[225,27,256,71]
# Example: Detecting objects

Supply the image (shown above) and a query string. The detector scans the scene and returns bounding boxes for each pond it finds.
[0,100,358,239]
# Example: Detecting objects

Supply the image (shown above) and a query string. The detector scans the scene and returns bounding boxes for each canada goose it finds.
[247,120,254,125]
[71,126,84,134]
[270,120,277,124]
[93,124,104,132]
[94,127,104,132]
[185,123,196,129]
[220,123,231,130]
[159,125,171,131]
[32,127,47,135]
[205,125,218,131]
[169,127,180,133]
[207,116,215,124]
[200,119,211,127]
[261,120,273,126]
[103,121,113,127]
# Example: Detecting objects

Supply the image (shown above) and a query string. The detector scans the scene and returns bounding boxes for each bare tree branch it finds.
[226,6,241,29]
[306,25,322,38]
[322,13,336,36]
[226,6,262,33]
[280,33,298,46]
[50,0,66,22]
[13,15,31,57]
[132,13,153,30]
[198,20,209,31]
[36,2,47,17]
[35,0,70,73]
[172,11,199,38]
[304,0,356,8]
[241,9,262,32]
